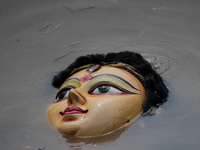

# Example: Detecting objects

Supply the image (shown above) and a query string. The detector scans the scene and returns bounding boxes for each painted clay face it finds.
[47,66,145,138]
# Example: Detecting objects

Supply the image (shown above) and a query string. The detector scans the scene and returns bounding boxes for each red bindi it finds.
[79,74,93,83]
[79,65,101,83]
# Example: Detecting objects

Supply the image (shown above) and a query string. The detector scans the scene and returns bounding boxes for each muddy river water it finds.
[0,0,200,150]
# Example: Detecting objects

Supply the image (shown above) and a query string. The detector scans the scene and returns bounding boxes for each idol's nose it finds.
[67,89,85,105]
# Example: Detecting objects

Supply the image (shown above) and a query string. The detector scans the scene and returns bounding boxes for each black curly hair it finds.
[52,51,168,114]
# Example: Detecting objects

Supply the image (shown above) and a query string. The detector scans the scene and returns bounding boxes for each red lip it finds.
[60,107,88,115]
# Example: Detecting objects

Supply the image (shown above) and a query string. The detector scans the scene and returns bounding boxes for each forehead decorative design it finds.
[108,63,144,80]
[68,62,144,82]
[79,74,93,83]
[79,65,101,83]
[86,65,101,74]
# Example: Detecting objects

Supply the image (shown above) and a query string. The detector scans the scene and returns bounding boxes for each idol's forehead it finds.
[64,66,144,90]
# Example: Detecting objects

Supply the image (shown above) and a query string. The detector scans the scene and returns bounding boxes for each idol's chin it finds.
[58,123,79,135]
[59,121,133,139]
[60,124,130,145]
[57,113,139,138]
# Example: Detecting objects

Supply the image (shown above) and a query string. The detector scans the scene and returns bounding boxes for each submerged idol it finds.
[47,51,168,138]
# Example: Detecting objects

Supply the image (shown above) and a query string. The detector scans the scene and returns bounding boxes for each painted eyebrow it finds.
[90,74,141,91]
[58,77,80,92]
[64,77,80,82]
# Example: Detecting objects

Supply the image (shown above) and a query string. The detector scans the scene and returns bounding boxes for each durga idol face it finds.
[47,65,145,138]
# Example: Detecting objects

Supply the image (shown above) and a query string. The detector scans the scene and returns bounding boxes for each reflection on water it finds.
[68,143,85,150]
[144,55,170,74]
[0,0,200,150]
[63,127,126,145]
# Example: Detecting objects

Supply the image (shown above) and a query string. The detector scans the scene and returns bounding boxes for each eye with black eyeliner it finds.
[88,82,133,95]
[55,88,71,102]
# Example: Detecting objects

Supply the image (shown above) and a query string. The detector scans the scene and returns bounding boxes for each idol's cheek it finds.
[47,100,68,128]
[47,100,89,136]
[56,114,84,135]
[74,94,144,137]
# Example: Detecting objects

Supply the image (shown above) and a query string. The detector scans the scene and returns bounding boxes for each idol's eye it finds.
[55,88,70,102]
[89,84,126,95]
